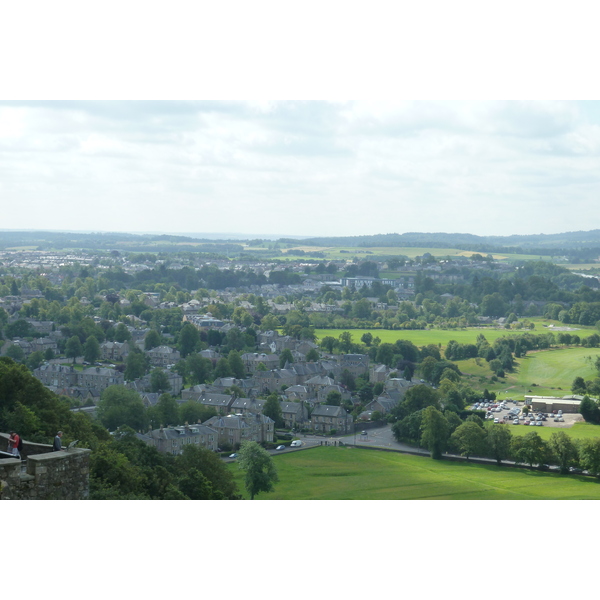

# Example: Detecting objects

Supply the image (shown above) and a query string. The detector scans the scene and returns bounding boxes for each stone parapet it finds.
[0,447,91,500]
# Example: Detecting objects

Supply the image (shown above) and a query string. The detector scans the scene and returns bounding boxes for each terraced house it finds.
[310,405,354,434]
[137,423,218,454]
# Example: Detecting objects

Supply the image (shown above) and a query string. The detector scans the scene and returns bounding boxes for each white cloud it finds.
[0,100,599,237]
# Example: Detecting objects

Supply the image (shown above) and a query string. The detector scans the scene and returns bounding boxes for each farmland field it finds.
[279,245,546,262]
[228,446,600,500]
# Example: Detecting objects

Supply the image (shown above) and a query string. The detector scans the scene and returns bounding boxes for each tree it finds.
[486,423,513,465]
[579,395,600,424]
[26,350,44,371]
[305,348,320,362]
[237,440,279,499]
[279,348,294,368]
[338,331,353,353]
[320,336,338,354]
[96,385,149,432]
[548,431,579,474]
[144,329,162,351]
[214,357,233,379]
[361,332,373,346]
[228,350,245,379]
[150,369,171,394]
[404,384,441,414]
[178,322,200,358]
[154,393,179,426]
[178,468,218,500]
[124,348,149,381]
[450,421,487,459]
[83,335,101,364]
[326,390,342,406]
[420,406,449,460]
[578,438,600,478]
[66,335,83,363]
[175,445,239,499]
[179,401,217,425]
[114,322,132,343]
[186,353,213,385]
[419,356,437,383]
[263,394,284,429]
[511,432,550,468]
[6,344,25,363]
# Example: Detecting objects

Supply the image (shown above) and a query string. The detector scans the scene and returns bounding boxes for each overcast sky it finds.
[1,100,599,239]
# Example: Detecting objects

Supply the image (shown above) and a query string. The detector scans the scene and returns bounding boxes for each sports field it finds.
[229,446,600,500]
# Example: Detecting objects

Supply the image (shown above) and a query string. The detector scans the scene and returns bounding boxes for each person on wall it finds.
[8,432,21,458]
[53,431,63,451]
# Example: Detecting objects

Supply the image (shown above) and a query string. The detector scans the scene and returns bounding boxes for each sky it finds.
[2,99,600,240]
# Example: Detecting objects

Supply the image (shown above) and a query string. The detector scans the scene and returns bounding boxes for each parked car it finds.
[513,419,519,425]
[494,418,499,423]
[229,453,238,459]
[524,420,531,426]
[275,445,286,450]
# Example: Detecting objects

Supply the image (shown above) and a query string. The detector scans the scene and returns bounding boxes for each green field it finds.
[457,346,600,398]
[229,446,600,499]
[315,326,544,350]
[503,421,600,442]
[315,320,597,351]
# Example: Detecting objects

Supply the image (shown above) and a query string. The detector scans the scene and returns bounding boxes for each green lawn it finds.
[457,346,600,398]
[229,446,600,500]
[315,327,543,349]
[508,422,600,442]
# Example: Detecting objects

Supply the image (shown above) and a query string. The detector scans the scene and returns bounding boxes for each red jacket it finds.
[9,434,20,449]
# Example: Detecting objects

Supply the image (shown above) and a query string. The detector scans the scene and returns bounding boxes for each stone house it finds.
[241,352,280,374]
[33,364,78,388]
[310,405,353,434]
[137,423,219,454]
[279,401,309,429]
[203,413,275,448]
[78,366,125,391]
[100,341,130,361]
[146,345,181,367]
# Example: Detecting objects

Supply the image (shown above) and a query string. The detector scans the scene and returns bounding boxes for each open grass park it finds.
[228,445,600,500]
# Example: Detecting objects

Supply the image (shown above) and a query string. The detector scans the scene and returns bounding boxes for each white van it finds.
[290,440,303,447]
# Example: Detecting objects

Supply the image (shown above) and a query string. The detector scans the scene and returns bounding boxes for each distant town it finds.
[1,230,600,499]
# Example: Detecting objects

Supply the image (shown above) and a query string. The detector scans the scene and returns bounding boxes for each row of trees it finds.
[395,404,600,476]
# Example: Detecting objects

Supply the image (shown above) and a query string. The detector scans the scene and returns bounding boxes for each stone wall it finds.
[0,448,91,500]
[0,432,54,458]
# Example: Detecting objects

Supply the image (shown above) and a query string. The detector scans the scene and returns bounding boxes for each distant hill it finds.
[287,230,600,253]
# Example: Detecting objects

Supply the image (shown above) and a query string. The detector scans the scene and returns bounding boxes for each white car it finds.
[493,418,499,423]
[513,419,519,425]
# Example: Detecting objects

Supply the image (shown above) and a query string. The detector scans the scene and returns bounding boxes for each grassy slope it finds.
[229,446,600,500]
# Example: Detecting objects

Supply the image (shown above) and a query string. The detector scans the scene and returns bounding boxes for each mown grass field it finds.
[228,446,600,500]
[314,327,531,349]
[315,320,597,351]
[457,346,600,398]
[503,421,600,442]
